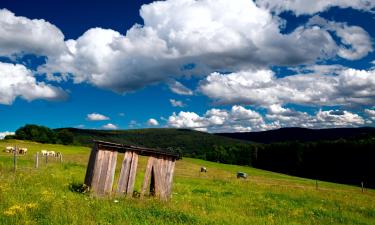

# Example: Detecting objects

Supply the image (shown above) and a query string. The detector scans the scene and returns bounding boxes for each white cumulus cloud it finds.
[199,67,375,108]
[147,118,159,126]
[102,123,118,130]
[0,9,67,57]
[256,0,375,16]
[0,131,15,139]
[0,62,67,105]
[170,99,185,107]
[167,105,366,132]
[86,113,110,121]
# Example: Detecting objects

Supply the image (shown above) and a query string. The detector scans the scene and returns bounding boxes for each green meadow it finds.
[0,139,374,225]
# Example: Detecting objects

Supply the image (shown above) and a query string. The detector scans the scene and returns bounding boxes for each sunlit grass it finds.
[0,140,374,224]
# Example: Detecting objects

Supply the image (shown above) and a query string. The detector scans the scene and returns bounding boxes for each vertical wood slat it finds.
[160,157,167,199]
[84,144,98,186]
[141,156,154,196]
[104,151,118,194]
[97,150,111,195]
[164,158,172,198]
[117,151,133,194]
[167,159,176,198]
[153,157,161,197]
[90,149,105,193]
[126,152,139,196]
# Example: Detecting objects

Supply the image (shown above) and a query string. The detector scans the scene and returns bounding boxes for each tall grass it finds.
[0,140,374,224]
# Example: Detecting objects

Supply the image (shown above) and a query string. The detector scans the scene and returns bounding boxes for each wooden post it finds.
[35,152,39,168]
[361,182,364,193]
[13,146,17,172]
[84,144,99,186]
[45,153,48,164]
[59,153,63,163]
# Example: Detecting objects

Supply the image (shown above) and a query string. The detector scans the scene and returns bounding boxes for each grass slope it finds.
[0,140,374,225]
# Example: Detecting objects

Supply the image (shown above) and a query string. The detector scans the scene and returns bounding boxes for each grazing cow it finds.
[41,150,48,156]
[18,148,28,155]
[200,166,207,173]
[56,152,62,158]
[48,151,56,157]
[237,172,247,179]
[5,146,14,153]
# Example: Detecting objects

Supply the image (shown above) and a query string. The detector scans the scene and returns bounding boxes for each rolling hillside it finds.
[56,127,252,156]
[216,127,375,143]
[0,139,374,224]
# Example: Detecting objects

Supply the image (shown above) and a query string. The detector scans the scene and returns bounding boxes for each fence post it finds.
[59,153,63,163]
[361,181,364,193]
[13,146,17,172]
[45,153,48,164]
[35,152,39,168]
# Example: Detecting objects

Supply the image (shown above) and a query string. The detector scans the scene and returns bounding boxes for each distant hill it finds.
[216,127,375,143]
[55,128,252,158]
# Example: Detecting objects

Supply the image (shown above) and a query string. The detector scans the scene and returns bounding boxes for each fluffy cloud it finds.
[308,16,373,60]
[167,105,366,132]
[199,68,375,107]
[35,0,370,93]
[167,80,193,96]
[365,109,375,120]
[168,105,277,132]
[170,99,185,107]
[0,9,67,57]
[86,113,110,121]
[102,123,118,130]
[266,105,365,128]
[256,0,375,15]
[0,62,67,105]
[147,118,159,126]
[0,131,14,139]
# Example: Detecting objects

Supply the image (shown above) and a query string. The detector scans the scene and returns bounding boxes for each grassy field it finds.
[0,140,374,225]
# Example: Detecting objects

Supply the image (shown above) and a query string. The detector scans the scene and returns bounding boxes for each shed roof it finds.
[93,140,181,159]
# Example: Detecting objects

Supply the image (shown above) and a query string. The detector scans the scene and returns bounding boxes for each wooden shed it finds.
[84,140,180,200]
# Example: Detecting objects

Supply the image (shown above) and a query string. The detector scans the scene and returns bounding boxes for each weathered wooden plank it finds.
[104,151,118,194]
[97,150,111,195]
[84,144,98,186]
[164,157,173,198]
[90,149,105,193]
[167,159,176,198]
[117,151,133,194]
[141,156,154,196]
[126,152,139,196]
[160,157,168,199]
[153,158,162,197]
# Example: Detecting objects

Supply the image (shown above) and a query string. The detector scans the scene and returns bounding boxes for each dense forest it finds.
[5,125,375,188]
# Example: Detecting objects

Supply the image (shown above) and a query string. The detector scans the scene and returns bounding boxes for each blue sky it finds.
[0,0,375,135]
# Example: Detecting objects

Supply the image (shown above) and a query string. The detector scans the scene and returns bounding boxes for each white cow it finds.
[41,150,48,156]
[19,148,28,155]
[5,146,14,153]
[48,151,56,157]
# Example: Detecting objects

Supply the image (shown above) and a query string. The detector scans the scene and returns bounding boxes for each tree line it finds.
[5,124,74,145]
